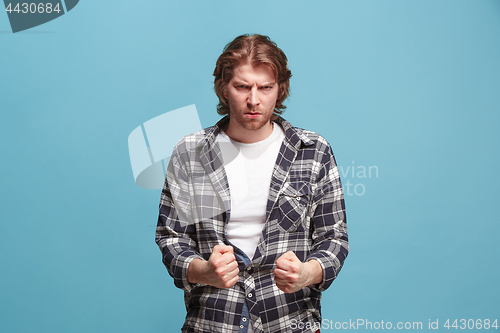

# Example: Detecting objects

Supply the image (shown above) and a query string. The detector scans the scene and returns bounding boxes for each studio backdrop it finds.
[1,1,499,332]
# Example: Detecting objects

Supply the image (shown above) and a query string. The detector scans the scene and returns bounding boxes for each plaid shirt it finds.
[156,116,348,333]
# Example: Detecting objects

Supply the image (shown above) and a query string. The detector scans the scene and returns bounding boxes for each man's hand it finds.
[187,245,240,289]
[274,251,323,293]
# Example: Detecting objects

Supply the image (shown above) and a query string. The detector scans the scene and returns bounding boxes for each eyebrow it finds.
[231,80,276,86]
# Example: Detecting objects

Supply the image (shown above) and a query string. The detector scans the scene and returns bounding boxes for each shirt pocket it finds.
[276,182,311,232]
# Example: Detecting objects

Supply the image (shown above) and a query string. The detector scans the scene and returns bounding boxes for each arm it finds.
[273,141,348,293]
[155,142,205,292]
[155,139,240,291]
[157,189,239,291]
[304,142,349,291]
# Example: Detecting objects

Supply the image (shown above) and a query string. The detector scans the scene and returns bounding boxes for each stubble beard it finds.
[230,107,273,131]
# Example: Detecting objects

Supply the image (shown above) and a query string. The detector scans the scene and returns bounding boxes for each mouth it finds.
[244,111,261,119]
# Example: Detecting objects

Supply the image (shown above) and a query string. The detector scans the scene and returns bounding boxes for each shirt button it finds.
[247,293,253,298]
[240,325,244,329]
[242,317,247,322]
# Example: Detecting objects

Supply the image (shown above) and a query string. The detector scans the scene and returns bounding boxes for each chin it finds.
[241,118,271,130]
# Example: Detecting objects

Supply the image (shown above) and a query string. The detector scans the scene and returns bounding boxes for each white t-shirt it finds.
[217,122,285,259]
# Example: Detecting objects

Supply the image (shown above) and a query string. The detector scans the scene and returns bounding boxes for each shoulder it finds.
[168,128,211,164]
[174,116,227,152]
[277,117,333,153]
[294,127,330,147]
[175,128,211,148]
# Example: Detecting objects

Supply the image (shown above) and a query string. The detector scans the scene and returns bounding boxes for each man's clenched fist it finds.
[274,251,323,293]
[187,245,240,289]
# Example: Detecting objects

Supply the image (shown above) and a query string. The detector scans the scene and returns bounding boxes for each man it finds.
[156,34,348,333]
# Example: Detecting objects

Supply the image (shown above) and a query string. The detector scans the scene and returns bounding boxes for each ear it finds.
[222,84,228,99]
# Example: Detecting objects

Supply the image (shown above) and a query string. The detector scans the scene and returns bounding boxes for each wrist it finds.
[304,259,323,286]
[187,258,207,284]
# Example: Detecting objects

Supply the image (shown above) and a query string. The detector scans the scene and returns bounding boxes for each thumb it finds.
[222,245,234,255]
[213,244,233,256]
[281,251,296,261]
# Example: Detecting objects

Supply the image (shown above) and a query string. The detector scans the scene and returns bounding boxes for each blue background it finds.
[1,1,499,332]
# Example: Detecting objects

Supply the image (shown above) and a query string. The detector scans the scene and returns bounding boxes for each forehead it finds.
[230,63,276,83]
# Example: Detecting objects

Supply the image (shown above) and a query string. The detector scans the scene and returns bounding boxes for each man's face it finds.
[224,63,279,133]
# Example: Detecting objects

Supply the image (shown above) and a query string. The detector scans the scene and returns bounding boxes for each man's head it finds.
[213,34,292,117]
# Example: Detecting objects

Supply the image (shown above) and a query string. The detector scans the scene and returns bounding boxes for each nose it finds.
[247,87,259,107]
